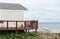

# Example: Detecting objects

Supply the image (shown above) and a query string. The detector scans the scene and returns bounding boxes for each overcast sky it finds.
[0,0,60,22]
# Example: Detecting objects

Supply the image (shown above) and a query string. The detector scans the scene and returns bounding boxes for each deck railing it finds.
[0,20,38,32]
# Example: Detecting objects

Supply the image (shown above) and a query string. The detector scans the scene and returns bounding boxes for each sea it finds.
[38,22,60,33]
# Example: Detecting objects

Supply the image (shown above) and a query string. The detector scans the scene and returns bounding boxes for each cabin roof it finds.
[0,3,27,10]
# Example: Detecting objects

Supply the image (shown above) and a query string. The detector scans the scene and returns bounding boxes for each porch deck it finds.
[0,20,38,32]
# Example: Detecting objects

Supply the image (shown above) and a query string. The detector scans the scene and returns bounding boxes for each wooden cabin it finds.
[0,3,27,20]
[0,3,38,32]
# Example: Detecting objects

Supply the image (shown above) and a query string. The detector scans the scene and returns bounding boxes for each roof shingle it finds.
[0,3,27,10]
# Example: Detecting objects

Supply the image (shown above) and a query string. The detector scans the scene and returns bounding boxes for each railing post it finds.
[7,21,8,30]
[16,21,17,34]
[24,21,26,28]
[24,21,27,32]
[35,21,38,33]
[16,21,17,29]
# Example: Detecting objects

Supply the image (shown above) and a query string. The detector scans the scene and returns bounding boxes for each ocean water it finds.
[38,22,60,33]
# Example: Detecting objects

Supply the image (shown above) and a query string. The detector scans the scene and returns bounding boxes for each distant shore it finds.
[38,22,60,33]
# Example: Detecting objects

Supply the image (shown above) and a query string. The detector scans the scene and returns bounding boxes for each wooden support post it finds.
[28,29,29,33]
[16,30,17,34]
[35,29,37,33]
[25,29,27,32]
